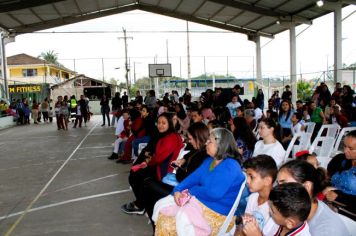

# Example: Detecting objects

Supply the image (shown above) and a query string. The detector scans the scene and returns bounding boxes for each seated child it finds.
[108,109,130,160]
[295,150,319,169]
[243,183,312,236]
[234,155,277,236]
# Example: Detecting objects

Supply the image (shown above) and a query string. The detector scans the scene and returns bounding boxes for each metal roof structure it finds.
[0,0,352,38]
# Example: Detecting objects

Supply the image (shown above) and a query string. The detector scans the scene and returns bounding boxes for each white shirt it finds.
[291,122,304,136]
[253,140,286,167]
[115,116,124,136]
[263,219,311,236]
[245,192,270,230]
[226,102,241,118]
[254,107,263,120]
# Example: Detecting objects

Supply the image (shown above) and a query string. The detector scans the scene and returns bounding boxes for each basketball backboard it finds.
[148,64,172,78]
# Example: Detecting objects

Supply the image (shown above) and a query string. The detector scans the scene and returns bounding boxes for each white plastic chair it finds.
[332,127,356,156]
[309,136,335,168]
[338,213,356,236]
[131,142,148,161]
[283,132,312,162]
[303,122,316,134]
[315,123,340,139]
[217,177,246,236]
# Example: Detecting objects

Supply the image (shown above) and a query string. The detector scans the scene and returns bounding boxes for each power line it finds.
[21,30,235,34]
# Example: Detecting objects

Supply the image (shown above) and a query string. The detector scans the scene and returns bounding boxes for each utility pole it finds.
[186,21,191,89]
[118,28,133,94]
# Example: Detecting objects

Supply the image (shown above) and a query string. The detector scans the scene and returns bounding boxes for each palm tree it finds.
[38,50,59,65]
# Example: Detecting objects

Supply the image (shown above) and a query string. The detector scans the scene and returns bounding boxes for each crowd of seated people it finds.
[106,84,355,235]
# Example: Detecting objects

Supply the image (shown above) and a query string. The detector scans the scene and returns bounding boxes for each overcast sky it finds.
[5,5,356,84]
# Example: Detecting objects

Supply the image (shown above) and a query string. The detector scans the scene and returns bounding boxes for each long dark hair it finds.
[187,122,209,150]
[175,103,187,120]
[232,117,256,150]
[261,118,282,142]
[157,112,175,135]
[279,99,292,121]
[279,160,328,198]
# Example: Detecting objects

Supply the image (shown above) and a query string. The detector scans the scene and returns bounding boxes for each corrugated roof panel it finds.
[260,23,285,35]
[140,0,160,6]
[155,0,180,10]
[176,0,206,15]
[53,1,80,17]
[31,5,60,21]
[212,6,242,23]
[245,15,276,29]
[0,14,20,28]
[77,0,99,13]
[9,9,41,25]
[257,0,291,9]
[277,0,312,13]
[229,11,260,26]
[194,1,222,18]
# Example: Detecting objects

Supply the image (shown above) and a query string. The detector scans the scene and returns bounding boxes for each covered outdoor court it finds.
[0,116,151,236]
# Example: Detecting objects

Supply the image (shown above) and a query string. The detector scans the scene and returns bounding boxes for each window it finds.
[22,69,37,77]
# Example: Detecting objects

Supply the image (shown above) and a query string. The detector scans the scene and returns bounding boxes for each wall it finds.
[0,116,15,130]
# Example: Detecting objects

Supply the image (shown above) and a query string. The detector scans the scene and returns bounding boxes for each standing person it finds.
[256,88,265,110]
[31,100,39,124]
[16,98,25,125]
[77,95,88,127]
[111,92,122,126]
[153,128,245,236]
[100,95,110,127]
[281,85,292,101]
[41,98,49,122]
[135,90,143,104]
[55,96,63,130]
[60,100,69,130]
[122,91,129,109]
[145,90,157,111]
[309,101,327,141]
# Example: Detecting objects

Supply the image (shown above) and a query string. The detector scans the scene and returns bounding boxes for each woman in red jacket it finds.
[121,112,184,214]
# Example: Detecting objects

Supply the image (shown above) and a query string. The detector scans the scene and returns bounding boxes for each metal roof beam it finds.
[192,0,208,16]
[208,5,226,20]
[137,4,274,38]
[10,4,138,34]
[0,0,65,13]
[207,0,288,17]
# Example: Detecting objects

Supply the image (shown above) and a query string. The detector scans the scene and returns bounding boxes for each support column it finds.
[290,24,297,104]
[334,3,342,84]
[0,31,8,100]
[255,36,262,89]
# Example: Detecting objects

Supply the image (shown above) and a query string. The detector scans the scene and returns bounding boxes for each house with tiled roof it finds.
[6,53,75,85]
[6,53,76,102]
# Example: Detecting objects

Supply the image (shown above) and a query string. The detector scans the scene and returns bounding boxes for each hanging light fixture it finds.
[316,0,324,7]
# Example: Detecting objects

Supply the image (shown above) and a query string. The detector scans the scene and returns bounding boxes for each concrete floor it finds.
[0,116,152,236]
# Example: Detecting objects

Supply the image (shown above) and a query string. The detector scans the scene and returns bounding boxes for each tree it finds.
[297,81,313,102]
[38,50,59,65]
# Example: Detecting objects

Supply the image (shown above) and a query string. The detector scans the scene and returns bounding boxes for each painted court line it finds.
[41,174,119,196]
[78,146,112,149]
[0,189,131,221]
[3,123,99,236]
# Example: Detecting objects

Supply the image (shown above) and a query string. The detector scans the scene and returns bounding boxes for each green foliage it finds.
[38,50,59,65]
[109,78,117,85]
[297,81,313,102]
